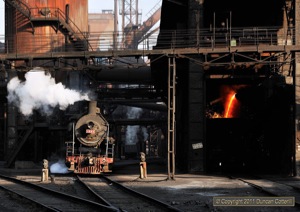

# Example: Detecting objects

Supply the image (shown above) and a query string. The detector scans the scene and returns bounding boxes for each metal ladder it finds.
[167,56,176,180]
[106,143,114,158]
[65,141,74,157]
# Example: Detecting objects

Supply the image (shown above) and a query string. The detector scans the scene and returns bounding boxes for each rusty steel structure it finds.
[4,0,89,67]
[119,0,161,49]
[1,0,300,178]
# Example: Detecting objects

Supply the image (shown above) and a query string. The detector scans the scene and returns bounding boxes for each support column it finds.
[187,57,205,173]
[295,0,300,176]
[167,56,176,180]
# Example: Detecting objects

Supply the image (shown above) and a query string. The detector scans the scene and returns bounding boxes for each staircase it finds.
[4,0,91,51]
[53,12,89,51]
[6,125,34,168]
[4,0,31,18]
[124,0,161,49]
[284,0,294,40]
[139,0,162,36]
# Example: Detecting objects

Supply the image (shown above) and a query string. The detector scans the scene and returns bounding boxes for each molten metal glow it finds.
[225,93,236,118]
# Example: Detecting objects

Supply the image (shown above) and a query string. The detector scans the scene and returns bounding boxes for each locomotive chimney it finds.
[89,101,100,114]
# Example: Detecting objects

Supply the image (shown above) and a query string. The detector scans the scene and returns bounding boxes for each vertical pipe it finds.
[196,10,200,46]
[136,0,139,25]
[72,122,75,155]
[66,4,70,24]
[106,124,110,155]
[293,0,299,175]
[213,12,215,49]
[3,104,7,159]
[130,0,132,24]
[229,11,232,43]
[122,0,125,41]
[15,9,17,55]
[114,0,118,50]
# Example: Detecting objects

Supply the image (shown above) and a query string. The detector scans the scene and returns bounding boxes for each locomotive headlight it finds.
[88,121,95,129]
[89,158,94,165]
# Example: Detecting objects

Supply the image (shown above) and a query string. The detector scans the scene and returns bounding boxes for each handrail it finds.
[4,0,31,18]
[55,7,92,51]
[0,26,295,54]
[29,7,93,51]
[121,0,161,49]
[3,1,93,51]
[144,0,162,20]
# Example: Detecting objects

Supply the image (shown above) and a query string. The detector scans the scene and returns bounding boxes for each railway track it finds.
[0,172,182,211]
[77,175,183,212]
[229,175,300,210]
[4,167,297,212]
[0,173,118,211]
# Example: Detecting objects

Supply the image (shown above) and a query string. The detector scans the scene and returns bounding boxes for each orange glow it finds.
[207,85,245,119]
[224,93,236,118]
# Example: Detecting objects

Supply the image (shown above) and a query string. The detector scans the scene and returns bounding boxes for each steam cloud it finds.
[125,107,148,144]
[50,159,71,174]
[7,68,90,116]
[126,125,139,144]
[126,107,142,144]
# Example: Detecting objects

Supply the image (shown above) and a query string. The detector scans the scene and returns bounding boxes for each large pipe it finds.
[96,65,152,83]
[118,102,167,111]
[114,0,118,50]
[209,97,222,105]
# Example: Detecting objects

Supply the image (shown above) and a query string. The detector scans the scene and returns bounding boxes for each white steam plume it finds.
[141,126,148,141]
[126,125,139,144]
[50,159,71,174]
[7,68,90,116]
[126,107,142,144]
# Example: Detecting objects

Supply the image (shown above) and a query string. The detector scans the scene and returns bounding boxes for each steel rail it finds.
[76,175,115,208]
[0,184,60,212]
[230,175,300,208]
[0,173,118,211]
[101,175,183,211]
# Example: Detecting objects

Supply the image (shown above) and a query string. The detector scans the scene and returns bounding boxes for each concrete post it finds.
[41,159,49,182]
[139,152,147,179]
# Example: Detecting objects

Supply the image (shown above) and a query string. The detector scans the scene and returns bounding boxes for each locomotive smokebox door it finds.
[75,101,108,147]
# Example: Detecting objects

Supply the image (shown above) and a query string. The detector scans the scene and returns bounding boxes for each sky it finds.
[0,0,161,36]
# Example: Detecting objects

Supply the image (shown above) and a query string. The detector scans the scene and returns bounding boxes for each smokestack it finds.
[88,101,100,114]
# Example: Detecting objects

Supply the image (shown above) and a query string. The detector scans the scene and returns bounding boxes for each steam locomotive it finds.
[65,101,114,174]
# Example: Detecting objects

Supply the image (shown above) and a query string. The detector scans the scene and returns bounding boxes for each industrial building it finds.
[0,0,299,178]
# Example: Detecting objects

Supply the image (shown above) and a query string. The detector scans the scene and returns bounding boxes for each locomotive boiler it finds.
[65,101,114,174]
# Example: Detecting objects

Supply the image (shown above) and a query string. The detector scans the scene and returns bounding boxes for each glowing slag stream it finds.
[225,93,236,118]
